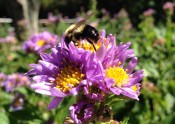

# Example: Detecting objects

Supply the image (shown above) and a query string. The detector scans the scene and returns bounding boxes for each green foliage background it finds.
[0,0,175,124]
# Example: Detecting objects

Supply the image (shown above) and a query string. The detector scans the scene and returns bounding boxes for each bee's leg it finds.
[86,39,97,51]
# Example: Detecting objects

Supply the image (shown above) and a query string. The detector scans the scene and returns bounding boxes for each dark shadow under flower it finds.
[69,101,96,124]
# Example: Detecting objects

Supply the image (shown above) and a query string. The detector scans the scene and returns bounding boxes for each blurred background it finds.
[0,0,175,124]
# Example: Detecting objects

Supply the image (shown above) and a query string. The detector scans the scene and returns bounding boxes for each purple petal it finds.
[80,51,90,62]
[69,80,87,95]
[32,75,49,83]
[31,82,50,91]
[48,97,63,110]
[85,53,96,71]
[40,53,51,62]
[126,50,135,58]
[96,45,106,61]
[121,87,139,100]
[125,57,138,74]
[132,70,144,77]
[39,60,58,76]
[110,87,122,95]
[118,42,131,51]
[35,89,51,95]
[61,33,68,48]
[100,30,106,38]
[89,75,104,83]
[50,87,67,97]
[86,70,95,79]
[39,60,56,69]
[126,74,144,86]
[105,78,115,88]
[25,69,36,75]
[29,64,42,71]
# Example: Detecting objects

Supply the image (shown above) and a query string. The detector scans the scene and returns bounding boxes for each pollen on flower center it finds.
[37,39,45,46]
[106,67,128,87]
[77,40,100,52]
[55,65,85,93]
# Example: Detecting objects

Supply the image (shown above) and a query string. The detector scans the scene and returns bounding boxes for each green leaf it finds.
[159,112,175,124]
[14,87,29,95]
[165,93,175,114]
[0,90,13,105]
[0,111,9,124]
[119,118,129,124]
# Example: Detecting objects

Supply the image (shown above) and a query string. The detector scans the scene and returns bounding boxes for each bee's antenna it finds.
[92,43,97,51]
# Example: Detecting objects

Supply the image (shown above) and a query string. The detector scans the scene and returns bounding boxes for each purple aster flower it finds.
[10,93,25,111]
[28,42,104,110]
[69,101,96,124]
[2,73,31,92]
[95,30,144,100]
[22,31,59,54]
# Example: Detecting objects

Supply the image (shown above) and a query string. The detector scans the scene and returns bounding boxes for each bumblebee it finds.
[64,20,99,50]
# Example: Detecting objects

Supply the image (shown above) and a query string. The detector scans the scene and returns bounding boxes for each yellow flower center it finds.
[37,39,45,47]
[77,40,100,52]
[106,67,128,87]
[55,65,85,93]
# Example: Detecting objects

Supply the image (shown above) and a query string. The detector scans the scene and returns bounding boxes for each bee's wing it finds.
[71,12,94,31]
[71,19,86,31]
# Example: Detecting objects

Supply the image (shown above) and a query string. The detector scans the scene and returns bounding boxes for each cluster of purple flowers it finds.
[0,31,16,44]
[0,73,31,111]
[22,31,59,54]
[27,30,144,123]
[1,73,31,92]
[143,2,174,17]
